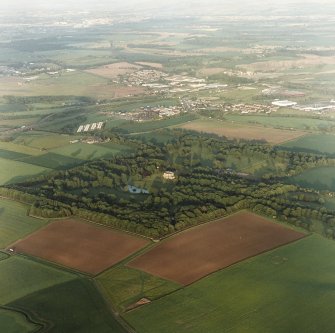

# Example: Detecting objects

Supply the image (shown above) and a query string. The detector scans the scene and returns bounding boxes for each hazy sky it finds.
[1,0,334,14]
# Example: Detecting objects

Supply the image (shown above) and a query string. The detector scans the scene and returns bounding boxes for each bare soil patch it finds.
[135,62,163,69]
[177,119,306,144]
[128,212,305,285]
[86,62,142,79]
[11,219,149,275]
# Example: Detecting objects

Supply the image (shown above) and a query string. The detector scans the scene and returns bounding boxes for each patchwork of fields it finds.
[129,212,305,285]
[0,255,127,333]
[12,219,150,275]
[125,235,335,333]
[175,118,306,144]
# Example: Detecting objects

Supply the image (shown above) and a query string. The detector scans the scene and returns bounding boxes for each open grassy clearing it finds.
[175,118,306,144]
[0,307,41,333]
[0,157,50,185]
[289,166,335,192]
[125,235,335,333]
[97,265,181,313]
[12,219,150,275]
[0,198,47,249]
[224,114,335,131]
[9,278,128,333]
[128,212,304,285]
[281,134,335,154]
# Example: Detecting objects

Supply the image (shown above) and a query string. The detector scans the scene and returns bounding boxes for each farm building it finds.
[163,171,176,180]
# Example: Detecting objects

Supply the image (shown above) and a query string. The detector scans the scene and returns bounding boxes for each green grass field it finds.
[14,131,81,149]
[224,114,334,131]
[0,142,42,156]
[290,166,335,192]
[20,152,83,169]
[97,266,181,312]
[125,235,335,333]
[0,198,48,249]
[0,307,41,333]
[0,157,50,185]
[9,278,128,333]
[0,256,75,304]
[50,142,132,161]
[282,134,335,154]
[0,254,127,333]
[121,114,197,134]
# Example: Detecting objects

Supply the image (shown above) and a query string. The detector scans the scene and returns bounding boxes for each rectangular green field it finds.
[125,235,335,333]
[0,256,75,304]
[8,278,128,333]
[281,134,335,154]
[0,198,48,248]
[224,115,334,131]
[50,142,132,161]
[289,166,335,192]
[0,255,127,333]
[0,307,41,333]
[14,132,81,150]
[0,157,50,185]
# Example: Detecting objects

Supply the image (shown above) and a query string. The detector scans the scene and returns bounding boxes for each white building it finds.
[163,171,176,180]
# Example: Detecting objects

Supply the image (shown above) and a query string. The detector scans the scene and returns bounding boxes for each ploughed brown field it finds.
[128,212,305,285]
[10,219,149,275]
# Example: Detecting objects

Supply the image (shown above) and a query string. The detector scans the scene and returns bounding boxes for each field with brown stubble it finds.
[10,219,149,275]
[128,212,305,285]
[85,62,142,79]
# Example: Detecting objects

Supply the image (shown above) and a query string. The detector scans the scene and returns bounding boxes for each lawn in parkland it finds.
[125,235,335,333]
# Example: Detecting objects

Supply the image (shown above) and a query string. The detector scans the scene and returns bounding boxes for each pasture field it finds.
[0,198,47,248]
[50,142,132,161]
[40,49,119,67]
[224,114,335,131]
[97,265,181,312]
[0,149,30,161]
[0,307,41,333]
[0,256,75,304]
[0,142,42,156]
[121,114,197,134]
[21,152,83,169]
[85,62,142,79]
[125,235,335,333]
[12,219,150,275]
[0,157,50,185]
[128,212,305,285]
[281,134,335,154]
[13,131,80,150]
[175,118,306,144]
[289,166,335,192]
[9,278,128,333]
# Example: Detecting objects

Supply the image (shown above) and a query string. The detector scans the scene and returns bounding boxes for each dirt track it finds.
[11,219,149,275]
[128,212,305,285]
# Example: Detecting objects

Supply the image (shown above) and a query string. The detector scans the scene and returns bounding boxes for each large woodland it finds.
[2,130,335,239]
